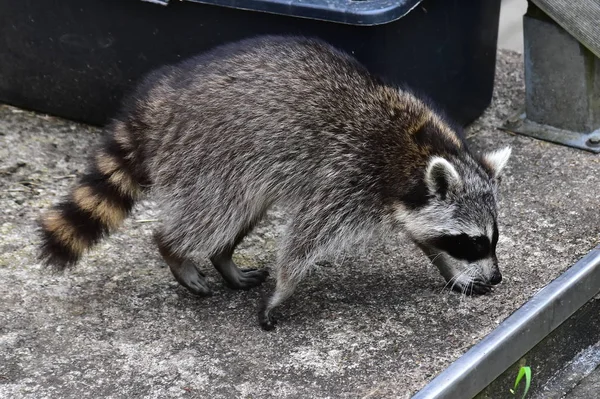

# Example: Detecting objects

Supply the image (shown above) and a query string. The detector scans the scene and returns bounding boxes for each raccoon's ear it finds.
[482,146,512,180]
[425,156,462,199]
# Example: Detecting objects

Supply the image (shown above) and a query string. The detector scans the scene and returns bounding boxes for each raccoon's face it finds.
[396,147,512,295]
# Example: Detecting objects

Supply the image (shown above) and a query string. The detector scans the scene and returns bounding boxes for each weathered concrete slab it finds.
[1,50,599,398]
[564,365,600,399]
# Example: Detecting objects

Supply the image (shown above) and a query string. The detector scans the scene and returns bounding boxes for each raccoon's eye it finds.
[429,234,491,262]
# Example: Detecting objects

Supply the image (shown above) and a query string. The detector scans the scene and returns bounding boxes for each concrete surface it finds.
[541,339,600,399]
[1,51,599,399]
[564,365,600,399]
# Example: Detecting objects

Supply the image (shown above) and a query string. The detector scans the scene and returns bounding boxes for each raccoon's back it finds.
[174,36,375,111]
[135,37,397,179]
[126,36,453,205]
[133,36,382,138]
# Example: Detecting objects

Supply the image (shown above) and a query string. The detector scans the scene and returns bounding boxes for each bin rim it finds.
[161,0,425,26]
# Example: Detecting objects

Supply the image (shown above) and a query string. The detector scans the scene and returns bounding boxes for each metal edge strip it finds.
[412,244,600,399]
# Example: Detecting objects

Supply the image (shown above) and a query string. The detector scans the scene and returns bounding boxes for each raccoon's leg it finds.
[258,255,310,331]
[258,210,322,331]
[210,252,269,290]
[154,231,212,296]
[209,220,269,290]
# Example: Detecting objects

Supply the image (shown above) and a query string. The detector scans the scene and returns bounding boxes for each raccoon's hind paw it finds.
[176,260,213,297]
[226,268,269,291]
[183,276,213,297]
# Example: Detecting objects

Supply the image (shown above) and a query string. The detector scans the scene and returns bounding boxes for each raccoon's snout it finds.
[486,256,502,286]
[475,258,502,287]
[420,243,502,295]
[489,268,502,285]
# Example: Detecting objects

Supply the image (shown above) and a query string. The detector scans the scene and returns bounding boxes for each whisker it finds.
[450,270,467,293]
[459,266,478,305]
[477,269,487,282]
[441,273,460,294]
[458,278,467,306]
[429,252,444,264]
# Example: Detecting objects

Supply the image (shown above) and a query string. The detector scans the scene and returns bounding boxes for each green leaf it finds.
[512,366,532,398]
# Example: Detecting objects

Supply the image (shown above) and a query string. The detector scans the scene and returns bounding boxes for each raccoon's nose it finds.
[489,270,502,285]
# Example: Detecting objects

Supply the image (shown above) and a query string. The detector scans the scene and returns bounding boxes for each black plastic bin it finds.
[0,0,501,127]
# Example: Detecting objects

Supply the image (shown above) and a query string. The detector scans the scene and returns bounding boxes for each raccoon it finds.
[38,35,511,331]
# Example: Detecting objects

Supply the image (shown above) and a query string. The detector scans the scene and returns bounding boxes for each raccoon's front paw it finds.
[451,279,493,296]
[258,300,278,331]
[259,312,277,331]
[466,281,493,296]
[226,268,269,291]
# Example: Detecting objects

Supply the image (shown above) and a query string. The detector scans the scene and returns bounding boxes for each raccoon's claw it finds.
[176,261,213,297]
[226,268,269,290]
[184,279,213,297]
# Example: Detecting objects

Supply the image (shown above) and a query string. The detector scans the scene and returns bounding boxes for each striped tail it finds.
[38,121,149,269]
